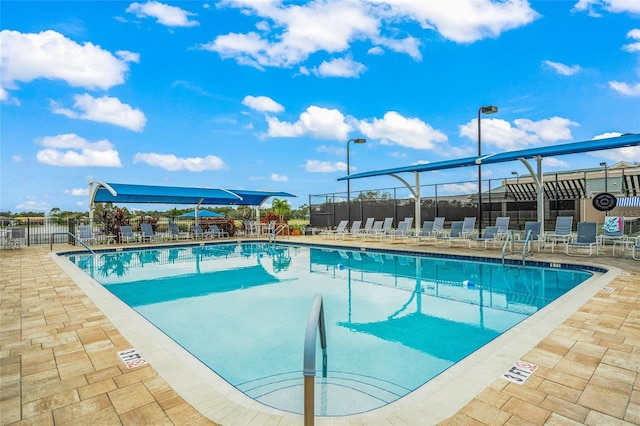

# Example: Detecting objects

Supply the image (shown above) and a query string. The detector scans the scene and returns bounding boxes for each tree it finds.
[271,198,291,222]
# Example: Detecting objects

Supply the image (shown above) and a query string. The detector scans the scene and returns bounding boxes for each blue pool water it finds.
[68,243,592,416]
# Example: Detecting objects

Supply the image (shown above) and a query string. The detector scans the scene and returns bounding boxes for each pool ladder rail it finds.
[303,294,327,426]
[50,231,95,254]
[268,224,290,242]
[501,229,534,266]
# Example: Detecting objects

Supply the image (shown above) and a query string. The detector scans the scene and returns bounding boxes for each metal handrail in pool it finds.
[303,294,327,426]
[50,232,95,254]
[501,230,514,264]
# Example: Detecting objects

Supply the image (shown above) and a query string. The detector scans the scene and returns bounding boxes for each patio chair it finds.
[401,217,414,237]
[209,224,229,238]
[119,225,140,244]
[141,223,162,243]
[77,225,96,245]
[512,221,542,253]
[376,217,394,239]
[566,222,599,257]
[362,220,384,240]
[412,221,435,245]
[598,216,627,252]
[387,220,412,243]
[435,221,464,247]
[545,216,574,253]
[494,217,510,240]
[6,227,26,249]
[321,220,348,238]
[356,218,375,237]
[432,217,446,236]
[341,220,362,239]
[168,222,189,240]
[460,217,477,239]
[469,226,499,250]
[633,239,640,260]
[192,225,212,239]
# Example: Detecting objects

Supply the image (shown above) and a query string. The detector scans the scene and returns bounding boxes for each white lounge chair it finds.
[78,225,97,245]
[321,220,348,238]
[119,225,140,244]
[545,216,574,253]
[469,226,499,250]
[566,222,599,257]
[141,223,162,243]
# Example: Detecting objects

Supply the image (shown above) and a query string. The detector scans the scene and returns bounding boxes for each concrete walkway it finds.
[1,239,638,425]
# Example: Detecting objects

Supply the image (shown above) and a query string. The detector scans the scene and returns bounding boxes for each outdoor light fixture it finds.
[600,162,608,193]
[477,105,498,234]
[347,138,367,223]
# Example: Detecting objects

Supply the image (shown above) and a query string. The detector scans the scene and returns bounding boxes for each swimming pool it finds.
[67,242,594,416]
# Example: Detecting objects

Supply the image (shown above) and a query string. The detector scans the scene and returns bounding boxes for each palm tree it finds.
[271,198,291,222]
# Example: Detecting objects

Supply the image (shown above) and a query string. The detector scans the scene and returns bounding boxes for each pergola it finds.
[338,133,640,236]
[88,181,295,224]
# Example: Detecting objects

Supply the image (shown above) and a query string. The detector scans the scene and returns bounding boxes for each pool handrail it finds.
[501,230,514,264]
[303,294,327,426]
[50,231,95,254]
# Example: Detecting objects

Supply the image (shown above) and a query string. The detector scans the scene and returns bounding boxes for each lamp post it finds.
[347,138,366,224]
[477,105,498,234]
[600,162,608,193]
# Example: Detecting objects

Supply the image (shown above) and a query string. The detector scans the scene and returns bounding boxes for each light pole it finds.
[477,105,498,234]
[600,162,608,193]
[347,138,366,224]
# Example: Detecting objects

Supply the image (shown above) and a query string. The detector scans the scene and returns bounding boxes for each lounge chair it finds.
[545,216,574,253]
[210,224,229,238]
[376,217,394,239]
[435,221,464,247]
[566,222,599,257]
[512,221,542,253]
[363,220,384,240]
[387,220,411,243]
[494,217,510,241]
[169,222,189,240]
[6,227,26,249]
[321,220,348,238]
[356,218,375,238]
[412,221,435,245]
[341,220,362,239]
[77,225,97,245]
[140,223,162,243]
[192,225,212,239]
[432,217,446,237]
[469,226,499,250]
[119,225,140,244]
[460,217,477,240]
[598,216,627,252]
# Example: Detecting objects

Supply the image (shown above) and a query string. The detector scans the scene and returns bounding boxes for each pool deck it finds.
[1,237,639,425]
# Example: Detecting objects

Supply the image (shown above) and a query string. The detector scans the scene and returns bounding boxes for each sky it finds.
[1,0,639,213]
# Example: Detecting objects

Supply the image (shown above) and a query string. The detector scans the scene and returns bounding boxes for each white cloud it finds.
[593,132,623,140]
[16,199,50,212]
[441,182,477,195]
[271,173,288,182]
[12,155,22,162]
[312,57,366,78]
[459,116,578,151]
[543,60,581,76]
[36,133,122,167]
[242,95,284,112]
[126,1,199,27]
[51,93,146,131]
[0,30,136,92]
[66,188,89,196]
[608,81,640,96]
[358,111,448,150]
[367,46,384,55]
[304,160,347,173]
[573,0,640,15]
[267,106,352,140]
[207,0,537,71]
[389,151,407,158]
[543,157,570,168]
[316,145,346,155]
[132,153,226,171]
[589,132,640,162]
[622,28,640,52]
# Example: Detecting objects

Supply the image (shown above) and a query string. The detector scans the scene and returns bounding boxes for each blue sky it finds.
[1,0,639,213]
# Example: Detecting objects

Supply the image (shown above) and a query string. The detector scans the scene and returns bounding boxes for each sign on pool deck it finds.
[118,348,148,369]
[502,360,538,385]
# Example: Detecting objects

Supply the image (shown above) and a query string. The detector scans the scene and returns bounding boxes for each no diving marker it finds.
[118,348,148,369]
[501,360,538,385]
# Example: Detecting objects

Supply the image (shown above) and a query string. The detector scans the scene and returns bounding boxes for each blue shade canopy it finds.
[338,133,640,181]
[89,182,295,206]
[177,210,224,218]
